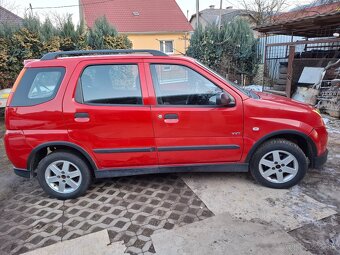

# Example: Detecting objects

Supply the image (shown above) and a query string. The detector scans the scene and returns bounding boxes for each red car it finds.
[4,50,328,199]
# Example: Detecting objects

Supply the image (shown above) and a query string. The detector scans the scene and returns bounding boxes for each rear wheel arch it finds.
[246,130,317,165]
[28,141,97,174]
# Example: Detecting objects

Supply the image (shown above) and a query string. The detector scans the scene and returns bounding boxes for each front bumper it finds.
[313,149,328,168]
[14,168,31,178]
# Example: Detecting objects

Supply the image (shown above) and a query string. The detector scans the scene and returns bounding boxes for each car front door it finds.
[63,59,157,170]
[145,59,244,165]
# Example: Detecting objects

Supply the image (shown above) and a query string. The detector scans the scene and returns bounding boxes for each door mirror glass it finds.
[216,93,235,107]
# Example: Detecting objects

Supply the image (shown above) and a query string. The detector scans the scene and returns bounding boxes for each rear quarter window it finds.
[10,67,65,107]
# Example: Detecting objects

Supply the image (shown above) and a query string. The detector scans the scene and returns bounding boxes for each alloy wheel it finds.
[259,150,299,184]
[44,160,82,194]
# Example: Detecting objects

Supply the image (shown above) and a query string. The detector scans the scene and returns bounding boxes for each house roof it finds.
[272,1,340,23]
[0,6,23,25]
[255,2,340,37]
[80,0,193,33]
[190,7,255,25]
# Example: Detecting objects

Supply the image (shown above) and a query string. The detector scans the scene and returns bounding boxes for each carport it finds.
[255,4,340,109]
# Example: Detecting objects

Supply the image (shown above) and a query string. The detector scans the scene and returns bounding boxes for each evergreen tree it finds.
[187,19,258,82]
[0,14,133,89]
[41,18,58,41]
[88,16,120,49]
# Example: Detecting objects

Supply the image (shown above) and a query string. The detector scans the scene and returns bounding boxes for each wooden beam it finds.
[286,45,295,98]
[266,38,340,47]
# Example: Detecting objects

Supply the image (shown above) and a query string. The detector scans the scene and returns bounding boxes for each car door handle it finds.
[74,112,90,122]
[164,113,179,124]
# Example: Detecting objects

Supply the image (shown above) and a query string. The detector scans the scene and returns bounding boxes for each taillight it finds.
[6,68,26,107]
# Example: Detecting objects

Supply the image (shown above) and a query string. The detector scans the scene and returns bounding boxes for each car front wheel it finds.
[37,151,92,199]
[250,139,308,189]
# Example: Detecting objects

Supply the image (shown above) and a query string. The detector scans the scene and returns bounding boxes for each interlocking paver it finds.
[0,174,213,254]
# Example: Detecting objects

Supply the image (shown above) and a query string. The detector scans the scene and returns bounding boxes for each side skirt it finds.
[94,163,249,179]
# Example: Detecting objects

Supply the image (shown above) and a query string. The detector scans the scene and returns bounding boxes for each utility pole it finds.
[196,0,199,29]
[29,3,33,16]
[185,10,189,51]
[218,0,223,30]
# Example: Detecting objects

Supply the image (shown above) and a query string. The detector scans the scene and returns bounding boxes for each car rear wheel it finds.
[250,139,308,188]
[37,151,92,199]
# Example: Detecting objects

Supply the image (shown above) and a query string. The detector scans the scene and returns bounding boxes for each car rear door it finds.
[63,58,157,170]
[144,58,244,165]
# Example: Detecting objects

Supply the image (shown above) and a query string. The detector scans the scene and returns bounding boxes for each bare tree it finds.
[239,0,289,25]
[0,0,19,13]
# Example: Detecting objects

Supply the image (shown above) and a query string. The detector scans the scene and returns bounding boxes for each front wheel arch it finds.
[246,130,316,166]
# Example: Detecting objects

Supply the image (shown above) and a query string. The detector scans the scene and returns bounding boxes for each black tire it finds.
[279,66,288,74]
[250,139,308,189]
[37,151,92,200]
[273,85,286,91]
[278,73,287,79]
[276,78,287,85]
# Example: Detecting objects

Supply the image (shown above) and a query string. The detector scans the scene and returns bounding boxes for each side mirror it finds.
[216,93,235,107]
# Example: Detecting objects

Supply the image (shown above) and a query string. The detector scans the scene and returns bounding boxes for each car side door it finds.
[62,58,157,170]
[144,59,244,165]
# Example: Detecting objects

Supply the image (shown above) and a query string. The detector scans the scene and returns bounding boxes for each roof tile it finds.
[80,0,193,33]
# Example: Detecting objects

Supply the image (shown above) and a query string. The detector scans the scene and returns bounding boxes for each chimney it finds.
[209,5,215,9]
[226,6,233,9]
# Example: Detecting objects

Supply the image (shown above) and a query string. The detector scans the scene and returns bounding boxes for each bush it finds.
[187,19,259,83]
[0,15,132,89]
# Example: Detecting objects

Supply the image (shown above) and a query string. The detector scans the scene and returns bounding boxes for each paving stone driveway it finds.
[0,175,213,255]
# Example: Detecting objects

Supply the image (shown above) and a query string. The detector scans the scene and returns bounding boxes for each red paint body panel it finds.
[4,54,328,173]
[62,59,158,169]
[143,58,243,164]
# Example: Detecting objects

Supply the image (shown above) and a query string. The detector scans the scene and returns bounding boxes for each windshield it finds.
[195,60,259,99]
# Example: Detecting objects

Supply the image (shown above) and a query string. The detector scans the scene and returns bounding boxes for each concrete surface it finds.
[152,212,311,255]
[22,230,126,255]
[180,173,337,231]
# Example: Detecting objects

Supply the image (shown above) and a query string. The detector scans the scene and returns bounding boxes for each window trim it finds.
[159,40,174,54]
[75,63,145,107]
[149,63,235,108]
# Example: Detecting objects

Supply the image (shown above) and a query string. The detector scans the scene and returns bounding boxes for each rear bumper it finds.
[313,149,328,168]
[14,168,31,178]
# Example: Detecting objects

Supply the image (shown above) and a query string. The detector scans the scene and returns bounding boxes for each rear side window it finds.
[76,64,142,105]
[10,67,65,107]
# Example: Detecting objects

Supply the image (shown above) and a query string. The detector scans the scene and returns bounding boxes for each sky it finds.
[4,0,314,25]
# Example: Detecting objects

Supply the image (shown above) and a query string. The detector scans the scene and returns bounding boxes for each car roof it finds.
[25,54,196,68]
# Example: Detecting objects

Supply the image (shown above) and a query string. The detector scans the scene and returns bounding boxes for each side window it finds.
[150,64,222,106]
[10,67,65,107]
[78,64,142,105]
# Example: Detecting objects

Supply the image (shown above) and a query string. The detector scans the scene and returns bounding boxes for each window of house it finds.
[159,40,174,54]
[77,64,142,105]
[150,64,223,106]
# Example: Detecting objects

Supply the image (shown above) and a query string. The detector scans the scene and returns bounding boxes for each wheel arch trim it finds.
[27,141,98,171]
[245,130,317,163]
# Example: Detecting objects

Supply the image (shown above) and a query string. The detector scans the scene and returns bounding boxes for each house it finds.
[0,6,23,26]
[190,5,256,30]
[79,0,193,54]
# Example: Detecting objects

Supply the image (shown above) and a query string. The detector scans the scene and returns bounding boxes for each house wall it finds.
[190,17,210,30]
[126,33,190,55]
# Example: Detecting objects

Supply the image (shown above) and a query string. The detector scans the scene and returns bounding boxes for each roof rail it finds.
[41,49,168,60]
